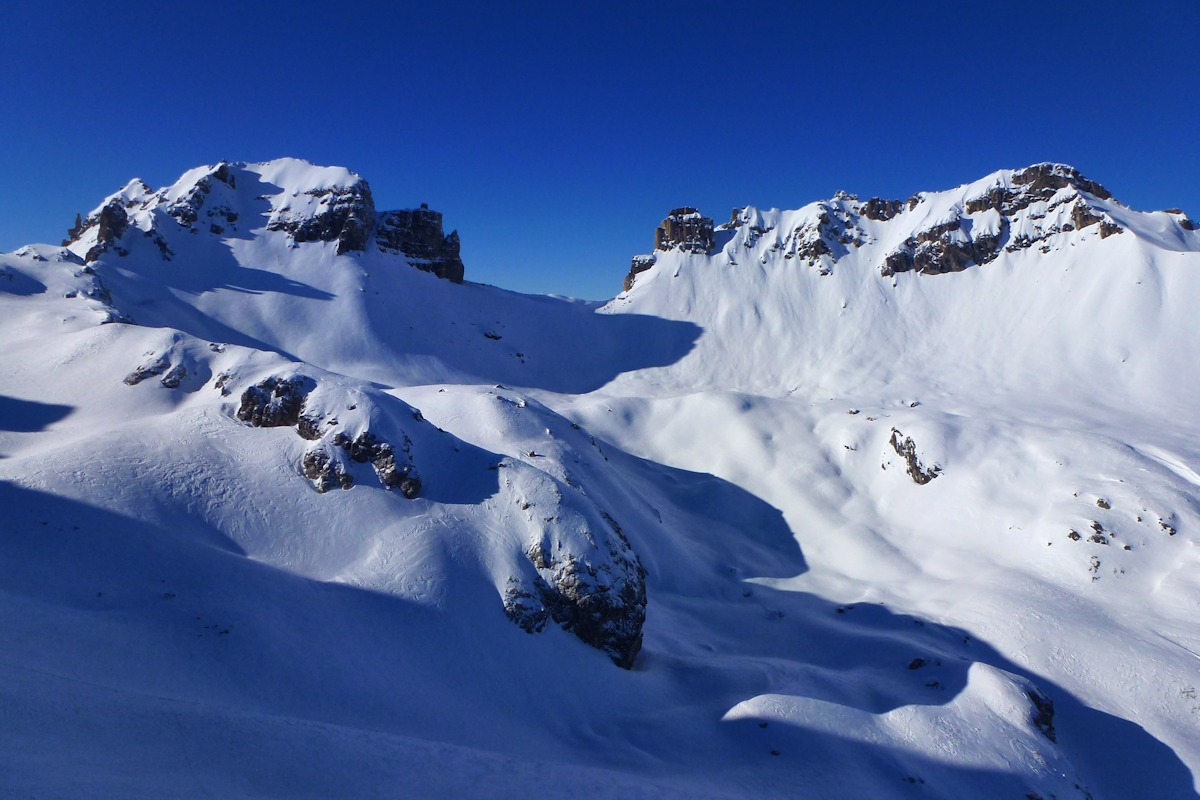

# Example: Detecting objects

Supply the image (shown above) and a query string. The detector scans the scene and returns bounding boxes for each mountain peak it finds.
[59,159,465,282]
[622,163,1196,292]
[1009,162,1112,200]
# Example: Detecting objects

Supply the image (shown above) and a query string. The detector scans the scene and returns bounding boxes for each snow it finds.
[2,160,1200,798]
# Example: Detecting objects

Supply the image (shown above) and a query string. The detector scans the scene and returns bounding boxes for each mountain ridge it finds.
[2,157,1199,798]
[61,158,466,282]
[624,162,1197,294]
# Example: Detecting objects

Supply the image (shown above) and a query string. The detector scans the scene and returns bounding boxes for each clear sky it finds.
[2,1,1197,300]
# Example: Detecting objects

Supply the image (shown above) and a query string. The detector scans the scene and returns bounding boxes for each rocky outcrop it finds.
[84,202,129,263]
[518,542,646,669]
[166,163,239,234]
[783,202,871,268]
[1011,163,1111,201]
[1027,690,1056,742]
[268,183,377,256]
[862,197,905,222]
[301,448,354,492]
[620,208,714,291]
[881,213,1006,277]
[159,364,187,388]
[655,207,714,253]
[234,373,422,497]
[965,164,1114,221]
[124,354,171,386]
[623,254,657,292]
[506,535,646,669]
[63,161,468,282]
[501,472,647,669]
[376,204,465,282]
[62,179,156,263]
[882,166,1125,276]
[330,431,422,498]
[236,376,314,428]
[888,428,941,484]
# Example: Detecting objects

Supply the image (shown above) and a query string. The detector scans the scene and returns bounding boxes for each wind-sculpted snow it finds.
[4,161,1200,798]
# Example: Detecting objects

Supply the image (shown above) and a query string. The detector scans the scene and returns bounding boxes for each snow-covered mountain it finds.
[3,159,1199,799]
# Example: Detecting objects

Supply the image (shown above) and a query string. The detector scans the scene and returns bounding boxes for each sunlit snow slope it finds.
[2,159,1199,799]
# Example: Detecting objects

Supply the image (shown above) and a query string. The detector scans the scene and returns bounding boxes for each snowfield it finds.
[1,159,1199,798]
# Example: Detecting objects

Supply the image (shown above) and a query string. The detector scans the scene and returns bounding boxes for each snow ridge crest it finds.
[60,159,465,282]
[622,163,1198,291]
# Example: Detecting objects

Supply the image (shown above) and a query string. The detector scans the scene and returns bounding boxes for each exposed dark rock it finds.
[1071,202,1104,231]
[965,165,1111,229]
[376,204,465,282]
[124,354,171,386]
[1026,690,1056,742]
[302,447,354,493]
[268,183,378,256]
[523,542,647,669]
[784,204,870,267]
[370,443,422,498]
[881,213,1006,277]
[146,230,174,260]
[296,414,324,441]
[159,365,187,389]
[236,376,314,428]
[507,507,647,669]
[965,186,1011,215]
[889,428,941,484]
[332,431,421,498]
[654,207,714,253]
[65,213,85,243]
[862,197,904,222]
[882,249,914,277]
[1005,233,1036,253]
[743,223,774,248]
[623,254,657,292]
[794,233,832,261]
[915,240,972,274]
[212,163,236,187]
[1012,163,1111,201]
[503,578,549,633]
[238,375,423,497]
[85,202,130,264]
[167,184,205,227]
[919,217,963,241]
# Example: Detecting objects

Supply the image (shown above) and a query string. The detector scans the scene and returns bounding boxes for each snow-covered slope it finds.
[2,159,1199,799]
[609,164,1200,410]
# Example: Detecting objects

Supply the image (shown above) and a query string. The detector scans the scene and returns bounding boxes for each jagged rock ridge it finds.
[61,159,466,282]
[622,163,1196,291]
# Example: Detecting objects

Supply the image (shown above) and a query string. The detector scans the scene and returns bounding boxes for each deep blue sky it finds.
[2,2,1197,299]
